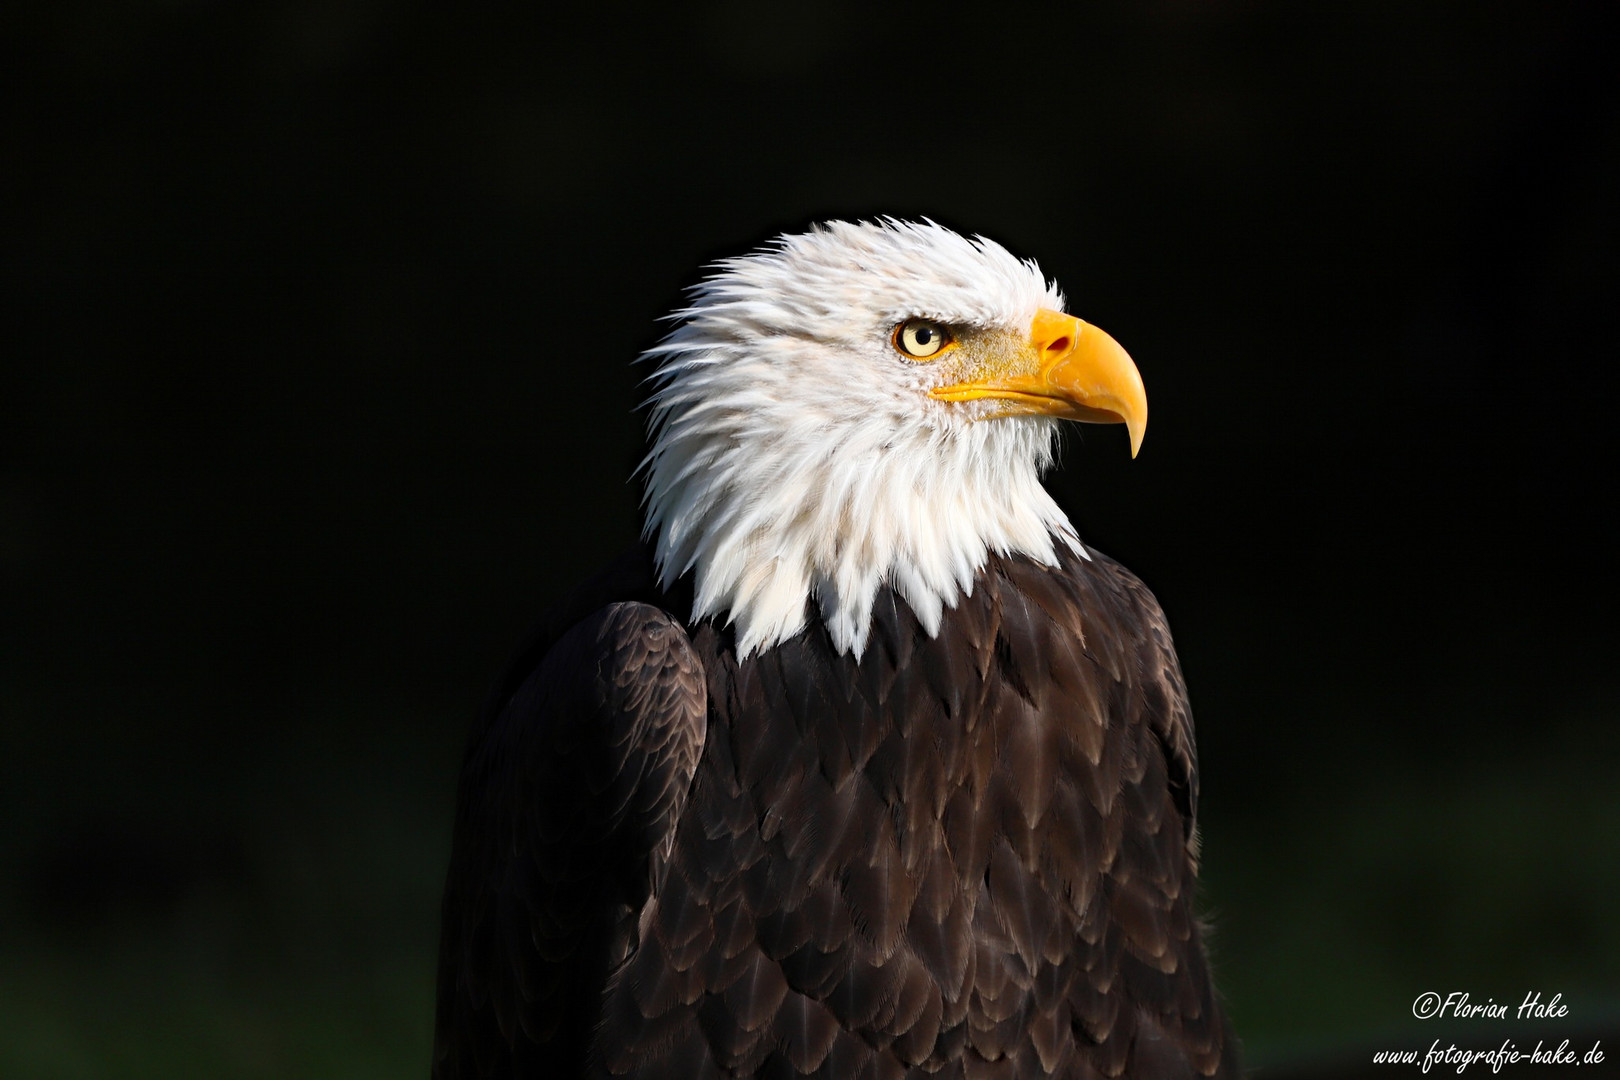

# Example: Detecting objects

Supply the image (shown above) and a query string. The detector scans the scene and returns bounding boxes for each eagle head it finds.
[640,220,1146,658]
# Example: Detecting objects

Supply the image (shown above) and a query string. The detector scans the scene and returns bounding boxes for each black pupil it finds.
[914,326,934,345]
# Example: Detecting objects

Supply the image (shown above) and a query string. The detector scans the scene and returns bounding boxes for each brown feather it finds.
[432,544,1239,1078]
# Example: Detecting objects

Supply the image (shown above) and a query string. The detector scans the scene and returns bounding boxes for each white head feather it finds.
[640,220,1086,658]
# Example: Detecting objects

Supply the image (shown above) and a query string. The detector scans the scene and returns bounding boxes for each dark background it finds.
[6,1,1619,1076]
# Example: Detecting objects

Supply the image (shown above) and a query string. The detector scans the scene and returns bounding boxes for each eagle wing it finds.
[996,548,1229,1076]
[1085,553,1231,1076]
[1106,555,1201,850]
[432,601,708,1079]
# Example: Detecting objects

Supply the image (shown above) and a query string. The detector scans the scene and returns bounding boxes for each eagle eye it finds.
[894,318,953,360]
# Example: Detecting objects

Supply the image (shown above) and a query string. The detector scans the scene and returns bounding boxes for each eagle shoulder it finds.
[432,601,707,1079]
[1086,550,1201,846]
[997,546,1199,834]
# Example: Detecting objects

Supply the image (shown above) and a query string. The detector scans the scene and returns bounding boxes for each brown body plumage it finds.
[433,542,1239,1078]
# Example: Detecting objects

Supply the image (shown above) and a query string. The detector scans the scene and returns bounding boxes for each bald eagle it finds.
[433,221,1239,1079]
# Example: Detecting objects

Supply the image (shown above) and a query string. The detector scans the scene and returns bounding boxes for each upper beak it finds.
[928,308,1148,457]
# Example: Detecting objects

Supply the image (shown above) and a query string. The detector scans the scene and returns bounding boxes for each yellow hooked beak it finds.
[928,308,1148,457]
